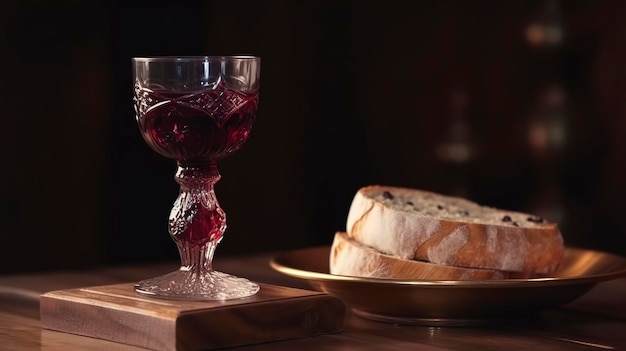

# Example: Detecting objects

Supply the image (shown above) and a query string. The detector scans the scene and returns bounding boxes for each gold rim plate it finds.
[270,246,626,326]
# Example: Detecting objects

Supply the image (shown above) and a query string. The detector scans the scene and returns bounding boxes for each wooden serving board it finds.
[40,283,345,351]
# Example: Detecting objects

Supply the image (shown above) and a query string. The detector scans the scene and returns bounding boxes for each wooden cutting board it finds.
[40,283,345,351]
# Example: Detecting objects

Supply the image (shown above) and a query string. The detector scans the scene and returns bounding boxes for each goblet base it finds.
[134,268,260,301]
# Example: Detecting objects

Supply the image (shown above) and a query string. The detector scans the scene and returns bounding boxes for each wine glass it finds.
[131,56,261,300]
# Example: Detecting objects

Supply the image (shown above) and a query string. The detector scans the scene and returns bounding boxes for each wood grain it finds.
[0,251,625,350]
[40,283,345,351]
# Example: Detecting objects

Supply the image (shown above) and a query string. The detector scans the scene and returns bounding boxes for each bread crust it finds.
[330,232,512,280]
[346,185,564,274]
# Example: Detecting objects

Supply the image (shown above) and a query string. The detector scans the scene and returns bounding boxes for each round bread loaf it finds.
[345,185,564,274]
[330,232,513,280]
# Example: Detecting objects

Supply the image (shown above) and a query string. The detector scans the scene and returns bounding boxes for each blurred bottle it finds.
[523,0,569,225]
[525,83,569,224]
[525,0,564,50]
[434,85,479,198]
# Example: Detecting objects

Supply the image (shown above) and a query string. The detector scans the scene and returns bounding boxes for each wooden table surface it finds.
[1,251,625,351]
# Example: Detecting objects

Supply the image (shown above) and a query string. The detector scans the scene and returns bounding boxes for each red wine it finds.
[134,81,258,247]
[134,81,258,164]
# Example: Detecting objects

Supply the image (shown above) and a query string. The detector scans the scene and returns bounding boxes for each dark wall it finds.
[1,0,625,274]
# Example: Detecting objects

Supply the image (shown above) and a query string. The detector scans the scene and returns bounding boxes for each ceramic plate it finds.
[270,246,626,326]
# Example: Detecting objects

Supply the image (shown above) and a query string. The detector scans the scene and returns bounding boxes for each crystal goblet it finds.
[132,56,260,300]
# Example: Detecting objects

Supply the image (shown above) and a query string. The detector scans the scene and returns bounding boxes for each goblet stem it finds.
[134,162,259,300]
[170,163,225,256]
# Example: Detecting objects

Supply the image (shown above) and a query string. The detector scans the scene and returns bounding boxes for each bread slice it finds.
[345,185,564,275]
[330,232,515,280]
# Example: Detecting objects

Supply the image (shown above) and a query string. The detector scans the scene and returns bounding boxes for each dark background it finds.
[1,0,625,274]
